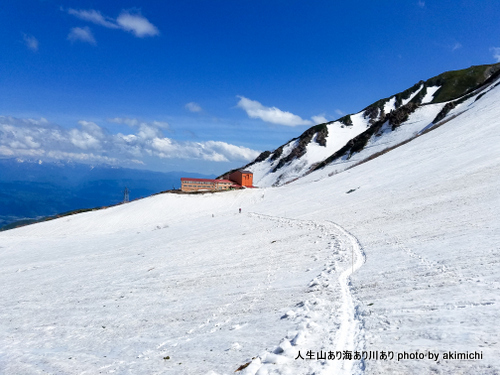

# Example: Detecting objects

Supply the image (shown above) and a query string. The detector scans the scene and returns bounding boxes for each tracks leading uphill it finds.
[241,213,366,375]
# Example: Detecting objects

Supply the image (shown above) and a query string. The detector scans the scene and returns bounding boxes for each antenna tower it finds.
[123,187,130,203]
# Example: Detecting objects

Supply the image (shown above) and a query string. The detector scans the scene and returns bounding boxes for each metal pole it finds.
[123,187,130,203]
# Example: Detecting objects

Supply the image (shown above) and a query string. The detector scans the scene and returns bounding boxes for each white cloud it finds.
[67,26,96,45]
[311,114,328,124]
[185,102,202,113]
[23,34,39,52]
[46,150,121,164]
[491,47,500,62]
[69,129,101,150]
[236,96,313,127]
[150,139,259,162]
[116,11,159,38]
[452,42,462,51]
[107,118,170,137]
[68,121,105,150]
[0,145,15,156]
[137,123,163,139]
[67,8,159,38]
[203,141,260,162]
[67,9,118,29]
[151,121,170,129]
[417,1,425,8]
[108,117,139,127]
[0,116,259,167]
[335,109,346,116]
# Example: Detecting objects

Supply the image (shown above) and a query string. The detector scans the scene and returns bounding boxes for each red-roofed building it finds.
[228,170,253,187]
[180,170,254,192]
[180,177,239,192]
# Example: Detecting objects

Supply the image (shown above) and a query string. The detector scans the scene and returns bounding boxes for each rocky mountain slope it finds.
[233,63,500,187]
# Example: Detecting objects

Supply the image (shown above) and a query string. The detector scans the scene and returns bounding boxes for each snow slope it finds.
[245,63,500,188]
[1,76,500,374]
[248,100,446,187]
[250,113,370,187]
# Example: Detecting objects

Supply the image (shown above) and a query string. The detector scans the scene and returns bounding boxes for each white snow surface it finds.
[2,83,500,374]
[251,100,447,187]
[248,85,452,188]
[421,86,441,104]
[402,84,423,106]
[249,113,370,187]
[383,97,396,114]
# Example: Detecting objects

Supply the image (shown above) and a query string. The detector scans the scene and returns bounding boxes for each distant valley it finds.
[0,158,214,229]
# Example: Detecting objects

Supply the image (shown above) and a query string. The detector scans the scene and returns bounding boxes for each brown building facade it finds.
[228,170,253,187]
[180,178,237,192]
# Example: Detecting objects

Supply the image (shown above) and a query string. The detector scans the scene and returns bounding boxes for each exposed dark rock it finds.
[313,102,419,171]
[363,99,386,124]
[313,124,329,146]
[216,151,271,179]
[426,62,500,103]
[475,92,486,102]
[432,102,456,124]
[339,115,353,126]
[394,81,424,108]
[363,105,379,121]
[235,362,251,372]
[254,150,271,163]
[271,124,328,173]
[387,102,419,130]
[410,84,428,105]
[270,144,286,161]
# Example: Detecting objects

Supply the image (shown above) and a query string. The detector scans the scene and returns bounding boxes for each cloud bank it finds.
[67,8,159,38]
[237,96,313,126]
[0,116,260,167]
[237,96,332,126]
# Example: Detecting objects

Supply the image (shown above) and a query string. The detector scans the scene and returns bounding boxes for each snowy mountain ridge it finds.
[235,62,500,187]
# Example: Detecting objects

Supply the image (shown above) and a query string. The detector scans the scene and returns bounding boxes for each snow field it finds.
[0,195,366,374]
[421,86,440,104]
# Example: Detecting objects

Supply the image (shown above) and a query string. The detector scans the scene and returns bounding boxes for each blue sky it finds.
[1,0,500,174]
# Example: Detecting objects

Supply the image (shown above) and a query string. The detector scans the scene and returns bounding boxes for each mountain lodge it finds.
[180,170,253,192]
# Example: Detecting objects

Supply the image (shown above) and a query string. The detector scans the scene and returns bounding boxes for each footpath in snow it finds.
[239,213,366,375]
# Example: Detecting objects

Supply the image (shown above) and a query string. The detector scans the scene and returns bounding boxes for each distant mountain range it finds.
[0,159,214,229]
[228,62,500,187]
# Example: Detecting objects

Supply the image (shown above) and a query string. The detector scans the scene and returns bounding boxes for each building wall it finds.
[228,171,253,187]
[181,179,233,192]
[241,172,253,187]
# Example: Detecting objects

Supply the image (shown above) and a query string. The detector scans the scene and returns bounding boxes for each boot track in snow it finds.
[240,213,366,375]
